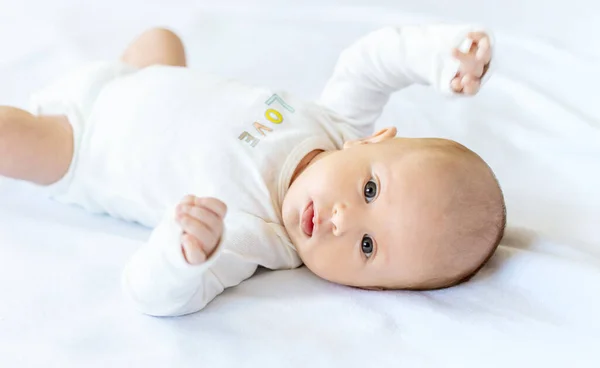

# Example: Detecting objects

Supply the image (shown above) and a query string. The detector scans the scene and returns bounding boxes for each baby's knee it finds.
[145,27,183,47]
[0,106,18,120]
[0,106,29,131]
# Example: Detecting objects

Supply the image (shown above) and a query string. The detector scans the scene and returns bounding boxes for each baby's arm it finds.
[122,196,258,316]
[319,24,493,135]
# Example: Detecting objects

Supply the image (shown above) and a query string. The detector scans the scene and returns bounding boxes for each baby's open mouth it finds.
[301,201,315,237]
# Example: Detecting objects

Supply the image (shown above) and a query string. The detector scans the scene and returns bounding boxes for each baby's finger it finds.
[194,197,228,219]
[181,234,207,264]
[452,48,471,64]
[177,214,220,250]
[467,31,488,43]
[476,37,491,63]
[459,62,484,79]
[461,74,476,86]
[179,194,197,206]
[180,204,223,237]
[462,79,481,95]
[450,77,463,93]
[472,62,485,78]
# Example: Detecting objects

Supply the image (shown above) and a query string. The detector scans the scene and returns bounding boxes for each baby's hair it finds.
[418,174,507,290]
[446,176,506,287]
[390,139,506,291]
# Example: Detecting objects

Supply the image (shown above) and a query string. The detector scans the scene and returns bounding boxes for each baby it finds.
[0,25,505,316]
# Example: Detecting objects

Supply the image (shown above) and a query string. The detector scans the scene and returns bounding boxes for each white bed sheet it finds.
[1,0,599,367]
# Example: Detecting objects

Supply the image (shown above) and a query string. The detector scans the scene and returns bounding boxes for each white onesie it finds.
[31,25,491,316]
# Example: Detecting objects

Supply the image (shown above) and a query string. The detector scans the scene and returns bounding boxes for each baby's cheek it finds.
[304,238,353,283]
[301,173,330,199]
[315,170,344,197]
[310,155,343,183]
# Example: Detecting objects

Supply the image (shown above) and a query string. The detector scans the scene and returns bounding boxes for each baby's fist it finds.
[175,195,227,265]
[450,32,492,95]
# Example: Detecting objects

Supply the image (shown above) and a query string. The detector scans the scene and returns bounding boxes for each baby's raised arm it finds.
[319,24,493,136]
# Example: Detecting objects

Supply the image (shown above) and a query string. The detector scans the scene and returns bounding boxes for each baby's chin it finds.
[281,199,301,245]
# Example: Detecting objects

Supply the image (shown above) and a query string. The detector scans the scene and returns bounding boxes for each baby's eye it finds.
[361,235,374,258]
[364,179,377,203]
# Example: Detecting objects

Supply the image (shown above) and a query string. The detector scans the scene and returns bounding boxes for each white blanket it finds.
[1,1,599,367]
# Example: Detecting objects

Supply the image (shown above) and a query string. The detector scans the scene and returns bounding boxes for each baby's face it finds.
[282,130,456,289]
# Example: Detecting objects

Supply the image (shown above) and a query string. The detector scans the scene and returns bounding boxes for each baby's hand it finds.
[450,32,492,95]
[175,195,227,265]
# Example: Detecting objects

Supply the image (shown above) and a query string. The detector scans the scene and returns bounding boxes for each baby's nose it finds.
[331,203,353,236]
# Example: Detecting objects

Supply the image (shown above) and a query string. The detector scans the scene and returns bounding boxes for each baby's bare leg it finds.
[121,28,187,68]
[0,107,73,185]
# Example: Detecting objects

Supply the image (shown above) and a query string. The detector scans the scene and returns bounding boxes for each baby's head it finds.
[282,127,505,290]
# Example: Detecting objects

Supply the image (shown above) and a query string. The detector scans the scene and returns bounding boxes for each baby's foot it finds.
[450,32,492,95]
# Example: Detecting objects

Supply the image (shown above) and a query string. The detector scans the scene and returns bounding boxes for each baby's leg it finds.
[0,107,73,185]
[0,28,184,185]
[121,28,187,68]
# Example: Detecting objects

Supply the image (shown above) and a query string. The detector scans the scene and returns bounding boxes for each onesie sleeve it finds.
[319,24,494,136]
[122,207,281,316]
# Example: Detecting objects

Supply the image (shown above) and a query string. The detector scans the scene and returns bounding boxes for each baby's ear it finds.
[343,127,397,149]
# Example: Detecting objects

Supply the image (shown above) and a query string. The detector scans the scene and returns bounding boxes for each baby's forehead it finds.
[371,149,474,238]
[375,138,464,161]
[373,144,461,181]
